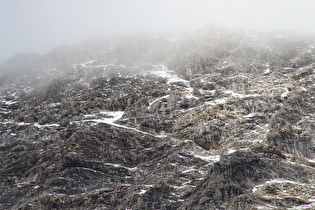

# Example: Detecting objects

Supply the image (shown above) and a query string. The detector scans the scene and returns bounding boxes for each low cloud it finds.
[1,0,315,61]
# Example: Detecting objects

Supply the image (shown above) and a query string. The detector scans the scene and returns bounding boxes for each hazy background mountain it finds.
[1,0,315,62]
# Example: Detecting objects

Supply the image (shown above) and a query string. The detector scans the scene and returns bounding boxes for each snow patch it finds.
[103,162,138,171]
[97,111,125,124]
[288,200,315,210]
[256,204,278,209]
[204,97,228,106]
[83,110,167,138]
[225,90,260,99]
[227,149,237,155]
[16,122,30,126]
[264,67,271,75]
[1,100,17,105]
[48,102,61,108]
[190,152,221,162]
[34,123,60,128]
[5,121,60,128]
[226,148,250,155]
[263,63,271,75]
[182,168,197,173]
[149,68,188,85]
[137,189,147,195]
[281,88,290,98]
[185,93,199,100]
[170,181,195,189]
[80,60,94,67]
[84,114,97,118]
[306,158,315,163]
[252,179,306,192]
[148,95,169,109]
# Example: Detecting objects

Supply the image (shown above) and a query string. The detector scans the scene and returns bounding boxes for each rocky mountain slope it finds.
[1,26,315,209]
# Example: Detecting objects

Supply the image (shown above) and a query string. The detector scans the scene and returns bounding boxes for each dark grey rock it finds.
[1,27,315,209]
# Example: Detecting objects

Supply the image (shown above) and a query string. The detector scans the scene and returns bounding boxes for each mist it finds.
[1,0,315,62]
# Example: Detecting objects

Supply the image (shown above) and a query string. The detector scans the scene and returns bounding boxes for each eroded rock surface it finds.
[1,27,315,209]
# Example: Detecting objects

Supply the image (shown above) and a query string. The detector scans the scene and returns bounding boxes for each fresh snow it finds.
[0,121,60,129]
[148,95,169,109]
[16,122,30,126]
[252,179,306,192]
[148,66,195,93]
[204,97,228,106]
[83,114,96,118]
[253,179,315,209]
[149,68,188,85]
[182,168,197,173]
[170,181,195,189]
[103,162,138,171]
[224,90,260,99]
[137,189,147,195]
[48,102,61,108]
[185,93,199,100]
[227,149,237,155]
[281,88,290,98]
[226,148,250,155]
[264,68,271,75]
[306,158,315,163]
[190,152,221,162]
[256,204,278,209]
[82,111,125,125]
[1,100,17,105]
[79,60,94,67]
[288,200,315,210]
[264,64,271,75]
[82,110,168,139]
[33,123,60,128]
[147,66,202,109]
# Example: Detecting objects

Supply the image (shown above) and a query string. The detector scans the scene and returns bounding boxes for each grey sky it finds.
[1,0,315,62]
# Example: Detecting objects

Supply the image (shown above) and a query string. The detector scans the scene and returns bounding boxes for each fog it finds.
[1,0,315,62]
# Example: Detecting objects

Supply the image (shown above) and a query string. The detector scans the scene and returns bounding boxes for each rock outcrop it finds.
[1,26,315,209]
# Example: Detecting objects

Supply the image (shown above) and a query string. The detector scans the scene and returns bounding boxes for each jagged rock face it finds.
[168,28,315,80]
[1,27,315,209]
[180,151,314,209]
